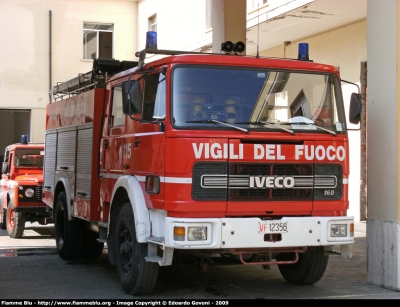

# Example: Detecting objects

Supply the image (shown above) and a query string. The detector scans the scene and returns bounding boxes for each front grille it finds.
[36,186,43,201]
[193,162,342,201]
[192,162,227,200]
[313,164,342,199]
[229,163,313,201]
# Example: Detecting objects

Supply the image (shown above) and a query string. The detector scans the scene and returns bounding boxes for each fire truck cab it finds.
[43,33,362,295]
[0,137,49,238]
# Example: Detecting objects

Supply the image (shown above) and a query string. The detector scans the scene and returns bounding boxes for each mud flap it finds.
[340,244,352,259]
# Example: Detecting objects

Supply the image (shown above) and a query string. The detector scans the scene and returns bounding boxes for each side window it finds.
[143,73,166,121]
[153,74,166,119]
[111,86,125,127]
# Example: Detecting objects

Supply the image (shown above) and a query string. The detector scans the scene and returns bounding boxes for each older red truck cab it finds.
[0,137,49,238]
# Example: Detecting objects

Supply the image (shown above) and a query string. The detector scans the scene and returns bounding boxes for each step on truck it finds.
[0,137,49,238]
[43,32,362,295]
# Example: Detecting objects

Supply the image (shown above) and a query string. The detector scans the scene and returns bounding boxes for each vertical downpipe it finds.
[49,10,52,104]
[360,61,367,221]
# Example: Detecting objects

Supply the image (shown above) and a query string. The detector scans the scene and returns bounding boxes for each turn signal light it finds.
[174,226,185,241]
[349,223,354,237]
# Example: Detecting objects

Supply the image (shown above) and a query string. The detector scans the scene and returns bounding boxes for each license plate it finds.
[258,221,288,234]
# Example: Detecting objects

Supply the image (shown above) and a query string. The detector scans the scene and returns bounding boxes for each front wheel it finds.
[115,202,159,295]
[277,246,328,285]
[6,205,25,238]
[54,192,85,259]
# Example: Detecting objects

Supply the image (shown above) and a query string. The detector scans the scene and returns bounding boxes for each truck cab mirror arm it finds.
[341,79,362,126]
[1,162,8,174]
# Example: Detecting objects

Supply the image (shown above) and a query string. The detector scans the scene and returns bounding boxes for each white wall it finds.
[138,0,208,52]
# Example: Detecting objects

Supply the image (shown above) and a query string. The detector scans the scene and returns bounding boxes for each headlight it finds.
[188,226,207,241]
[25,188,35,198]
[330,224,347,237]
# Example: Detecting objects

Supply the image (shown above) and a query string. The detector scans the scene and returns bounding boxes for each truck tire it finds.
[277,246,328,285]
[0,208,6,229]
[81,229,104,259]
[6,205,25,238]
[115,202,159,295]
[54,192,85,259]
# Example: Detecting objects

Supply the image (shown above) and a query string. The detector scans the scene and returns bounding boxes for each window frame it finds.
[251,0,268,10]
[110,85,125,127]
[82,22,114,60]
[148,15,157,32]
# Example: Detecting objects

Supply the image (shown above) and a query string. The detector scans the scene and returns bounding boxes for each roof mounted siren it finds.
[21,135,28,145]
[221,41,246,55]
[298,43,310,61]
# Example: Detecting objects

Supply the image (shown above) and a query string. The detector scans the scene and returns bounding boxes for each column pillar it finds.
[367,0,400,289]
[212,0,246,54]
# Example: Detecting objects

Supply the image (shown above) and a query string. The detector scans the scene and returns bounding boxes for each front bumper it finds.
[13,204,47,213]
[164,216,354,249]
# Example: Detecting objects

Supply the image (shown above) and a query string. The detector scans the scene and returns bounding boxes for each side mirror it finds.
[122,80,142,115]
[1,162,8,174]
[349,93,361,125]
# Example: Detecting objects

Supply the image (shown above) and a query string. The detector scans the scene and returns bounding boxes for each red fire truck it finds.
[0,138,48,238]
[43,33,361,295]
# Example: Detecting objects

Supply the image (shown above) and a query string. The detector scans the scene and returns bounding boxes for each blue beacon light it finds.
[21,135,28,144]
[146,31,158,50]
[298,43,309,61]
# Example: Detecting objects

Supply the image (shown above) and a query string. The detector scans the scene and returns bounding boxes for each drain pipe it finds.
[49,10,52,104]
[284,41,291,58]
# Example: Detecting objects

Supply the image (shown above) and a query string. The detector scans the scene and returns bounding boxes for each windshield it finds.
[171,66,346,133]
[14,149,44,168]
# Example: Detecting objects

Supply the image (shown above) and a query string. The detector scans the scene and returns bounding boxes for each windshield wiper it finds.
[186,119,249,134]
[281,122,337,136]
[235,121,294,135]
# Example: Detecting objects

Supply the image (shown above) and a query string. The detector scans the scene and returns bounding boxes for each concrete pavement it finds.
[0,221,400,300]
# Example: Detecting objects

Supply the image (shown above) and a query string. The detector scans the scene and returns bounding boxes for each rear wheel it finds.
[0,207,6,229]
[54,192,85,259]
[6,205,25,238]
[115,202,159,295]
[277,246,328,285]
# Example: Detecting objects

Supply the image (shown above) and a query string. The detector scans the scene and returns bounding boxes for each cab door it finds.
[100,84,125,205]
[130,72,165,173]
[127,72,166,210]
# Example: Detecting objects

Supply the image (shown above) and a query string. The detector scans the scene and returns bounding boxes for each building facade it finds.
[0,0,139,154]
